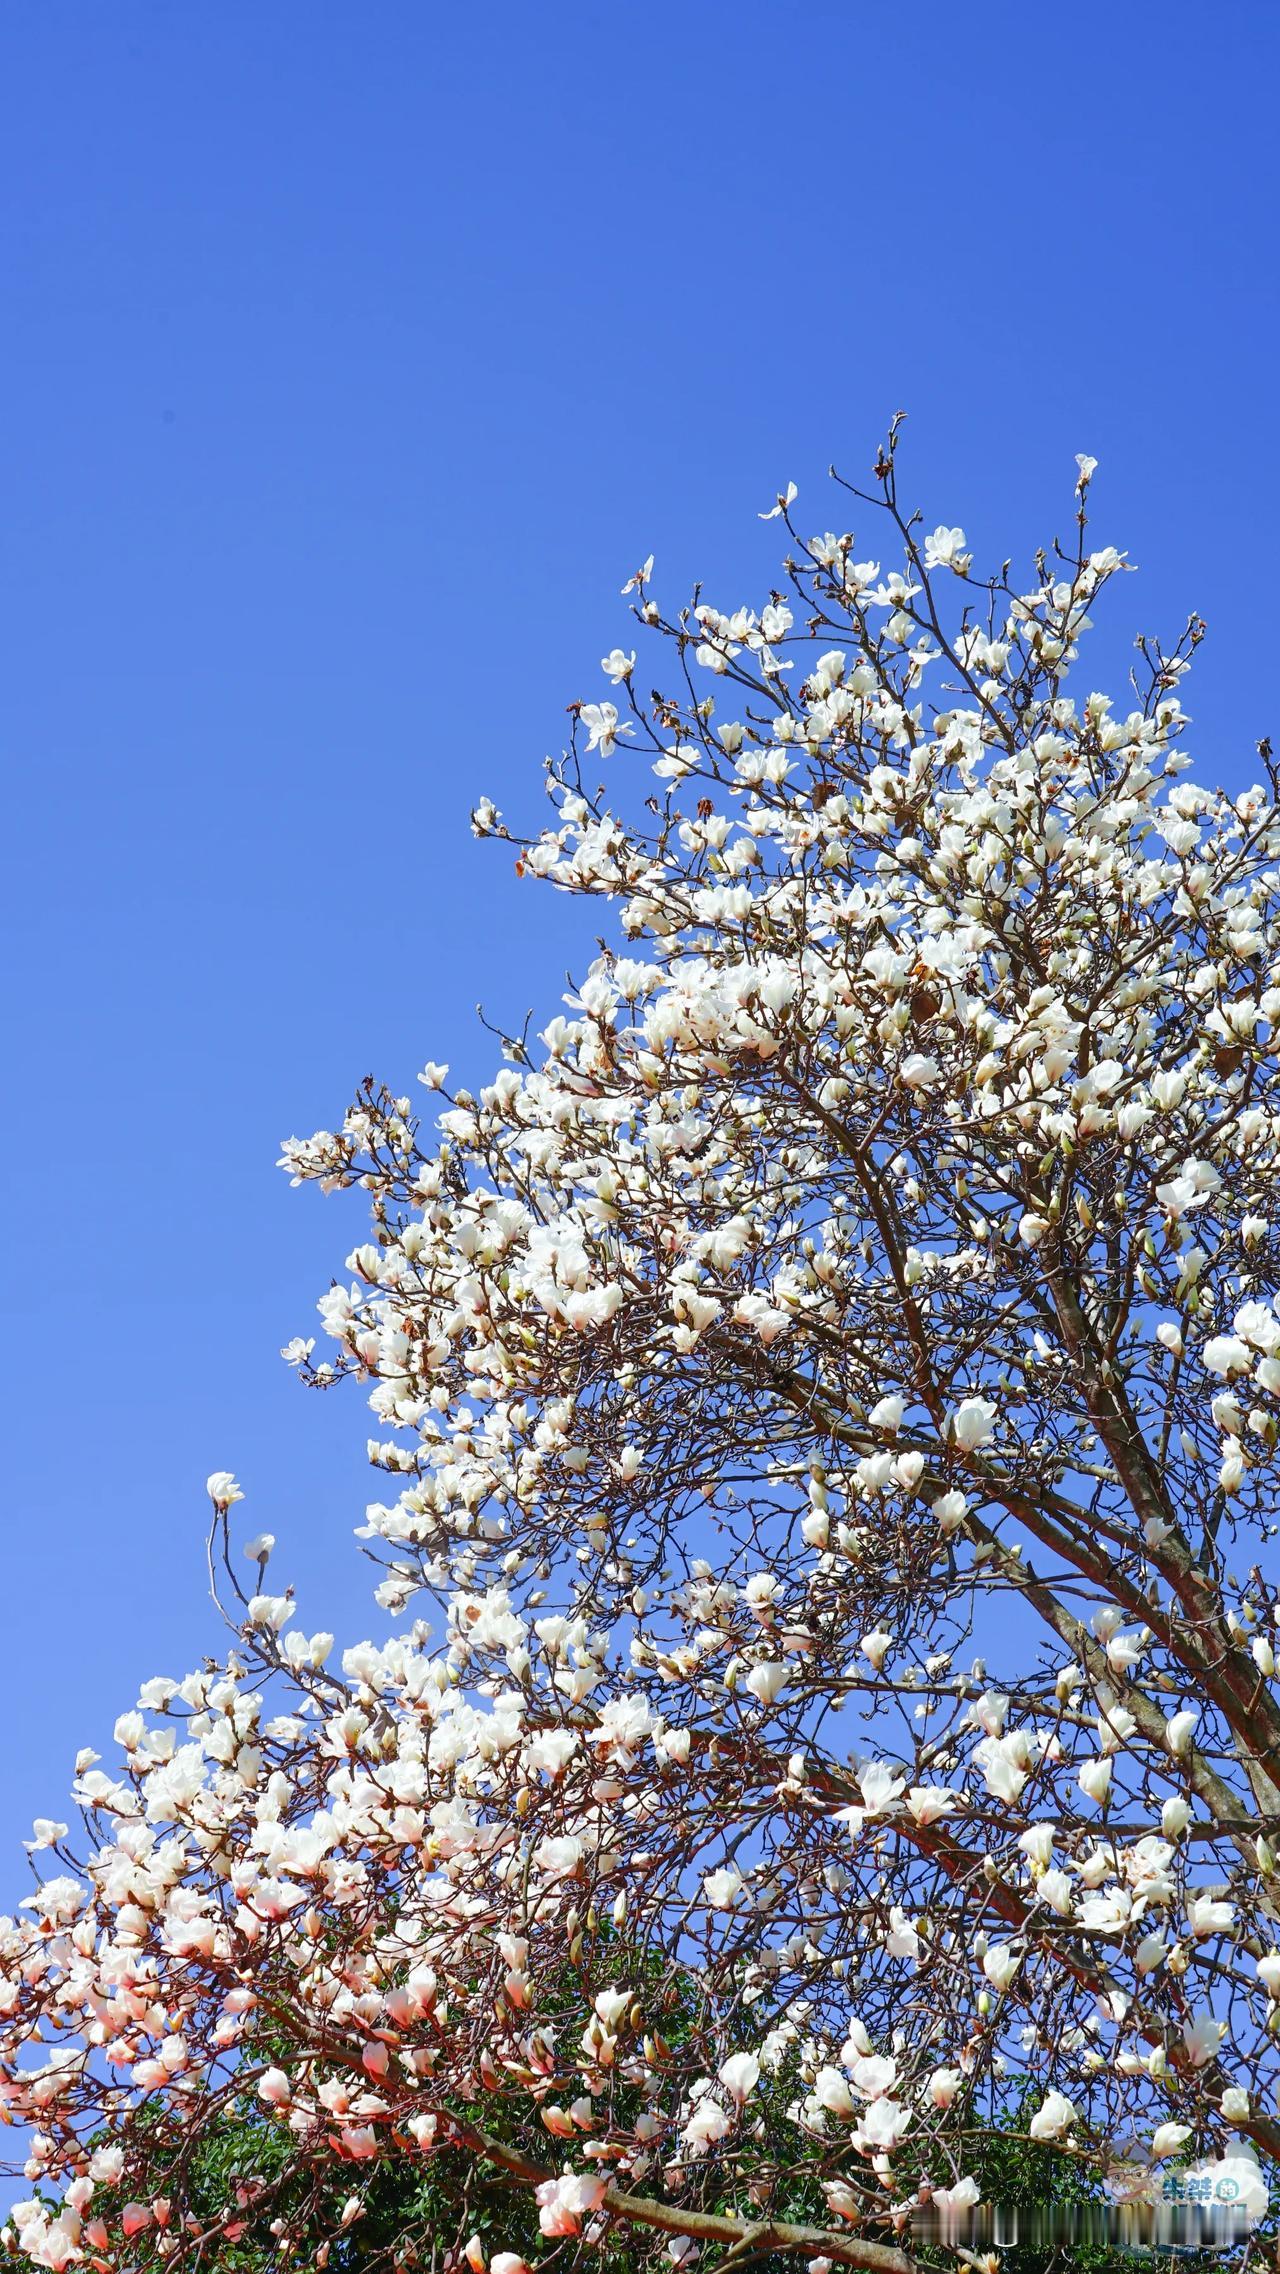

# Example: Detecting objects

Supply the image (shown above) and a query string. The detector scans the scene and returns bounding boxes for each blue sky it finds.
[4,0,1279,1870]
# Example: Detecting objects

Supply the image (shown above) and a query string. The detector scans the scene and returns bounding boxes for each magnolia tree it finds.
[9,427,1280,2273]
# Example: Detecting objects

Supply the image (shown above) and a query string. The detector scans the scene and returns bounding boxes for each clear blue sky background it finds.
[4,1,1279,1875]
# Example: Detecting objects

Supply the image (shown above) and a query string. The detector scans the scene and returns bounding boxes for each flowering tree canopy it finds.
[9,427,1280,2271]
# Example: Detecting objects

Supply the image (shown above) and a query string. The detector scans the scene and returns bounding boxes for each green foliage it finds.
[29,2037,1276,2271]
[911,2087,1274,2274]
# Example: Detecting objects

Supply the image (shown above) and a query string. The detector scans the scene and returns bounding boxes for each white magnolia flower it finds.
[1151,2122,1192,2160]
[852,2097,910,2154]
[1187,1894,1235,1937]
[932,1488,968,1532]
[1165,1710,1198,1758]
[899,1052,940,1090]
[718,2052,760,2104]
[1203,1336,1253,1378]
[1078,1757,1113,1805]
[950,1398,997,1451]
[703,1868,746,1910]
[579,701,634,757]
[858,1761,906,1817]
[860,1628,893,1671]
[17,455,1280,2268]
[982,1944,1020,1992]
[923,525,972,574]
[1018,1822,1055,1870]
[744,1661,788,1707]
[759,481,798,520]
[1029,2091,1077,2141]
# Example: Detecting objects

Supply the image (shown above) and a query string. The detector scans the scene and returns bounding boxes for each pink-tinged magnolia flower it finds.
[1182,2011,1226,2067]
[684,2097,734,2154]
[849,2053,897,2101]
[907,1784,957,1826]
[536,2172,608,2236]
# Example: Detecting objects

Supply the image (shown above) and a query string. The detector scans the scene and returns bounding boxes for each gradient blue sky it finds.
[4,1,1279,1871]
